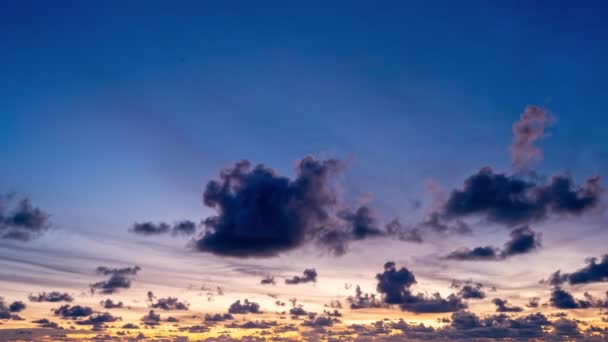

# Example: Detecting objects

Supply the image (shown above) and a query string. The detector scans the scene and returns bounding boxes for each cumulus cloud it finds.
[376,262,466,313]
[0,194,50,241]
[442,167,602,226]
[445,226,541,261]
[0,298,25,320]
[492,298,523,312]
[140,310,161,326]
[100,299,123,309]
[228,299,261,314]
[550,287,592,309]
[260,276,275,285]
[547,254,608,286]
[285,268,317,285]
[28,291,74,303]
[52,304,94,318]
[75,312,120,325]
[451,280,486,299]
[90,266,141,294]
[346,285,385,309]
[149,297,189,311]
[195,157,343,257]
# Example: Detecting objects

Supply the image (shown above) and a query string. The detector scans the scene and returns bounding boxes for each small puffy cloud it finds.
[149,297,189,311]
[0,194,50,241]
[492,298,523,312]
[28,291,74,303]
[52,304,94,318]
[285,268,317,285]
[90,266,141,294]
[228,299,261,314]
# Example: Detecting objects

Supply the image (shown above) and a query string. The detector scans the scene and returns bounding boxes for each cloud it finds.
[338,206,383,240]
[492,298,523,312]
[0,194,50,241]
[195,157,343,257]
[28,291,74,303]
[441,167,602,226]
[260,276,275,285]
[451,280,486,299]
[346,285,385,309]
[228,299,261,314]
[285,268,317,285]
[445,226,541,261]
[445,246,500,261]
[52,304,94,318]
[32,318,61,329]
[547,254,608,286]
[511,105,555,170]
[75,313,120,325]
[100,299,123,309]
[8,301,25,312]
[130,221,198,236]
[550,287,592,309]
[204,313,233,323]
[376,262,466,313]
[140,310,161,326]
[90,266,141,294]
[149,297,189,311]
[129,222,170,235]
[385,219,423,243]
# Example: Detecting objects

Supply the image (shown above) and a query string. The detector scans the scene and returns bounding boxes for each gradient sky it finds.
[1,2,608,341]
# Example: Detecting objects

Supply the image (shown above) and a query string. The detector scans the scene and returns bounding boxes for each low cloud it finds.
[285,268,317,285]
[0,193,50,241]
[547,254,608,286]
[149,297,189,311]
[445,226,541,261]
[28,291,74,303]
[492,298,523,312]
[228,299,261,314]
[90,266,141,294]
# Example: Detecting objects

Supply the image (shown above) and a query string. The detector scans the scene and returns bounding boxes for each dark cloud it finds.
[90,266,141,294]
[28,291,74,303]
[227,320,278,329]
[122,323,139,329]
[547,254,608,286]
[442,167,602,226]
[129,220,198,236]
[526,297,540,308]
[129,222,170,235]
[385,219,423,243]
[0,194,50,241]
[228,299,261,314]
[418,212,472,236]
[550,287,592,309]
[52,304,94,318]
[141,310,161,326]
[346,285,385,309]
[552,318,580,336]
[75,313,120,325]
[445,226,541,261]
[445,246,501,261]
[492,298,523,312]
[501,225,541,257]
[100,299,123,309]
[172,220,197,236]
[302,316,338,327]
[451,280,486,299]
[260,276,275,285]
[338,206,382,240]
[8,301,25,312]
[149,297,189,311]
[32,318,61,329]
[285,268,317,285]
[195,157,343,257]
[376,262,466,313]
[166,316,179,323]
[0,298,24,320]
[511,105,554,170]
[204,313,233,323]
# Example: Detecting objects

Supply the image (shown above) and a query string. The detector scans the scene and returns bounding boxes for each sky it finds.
[1,1,608,341]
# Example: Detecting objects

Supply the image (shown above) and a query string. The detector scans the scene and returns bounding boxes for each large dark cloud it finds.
[445,225,541,261]
[547,254,608,286]
[285,268,317,285]
[90,266,141,294]
[195,157,343,257]
[0,194,50,241]
[376,262,466,313]
[28,291,74,302]
[442,167,602,226]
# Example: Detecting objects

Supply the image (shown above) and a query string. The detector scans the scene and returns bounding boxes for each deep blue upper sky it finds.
[1,1,607,233]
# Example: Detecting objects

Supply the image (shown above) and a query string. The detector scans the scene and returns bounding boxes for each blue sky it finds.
[0,3,608,340]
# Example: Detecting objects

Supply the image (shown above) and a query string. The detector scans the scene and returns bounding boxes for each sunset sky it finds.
[1,2,608,341]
